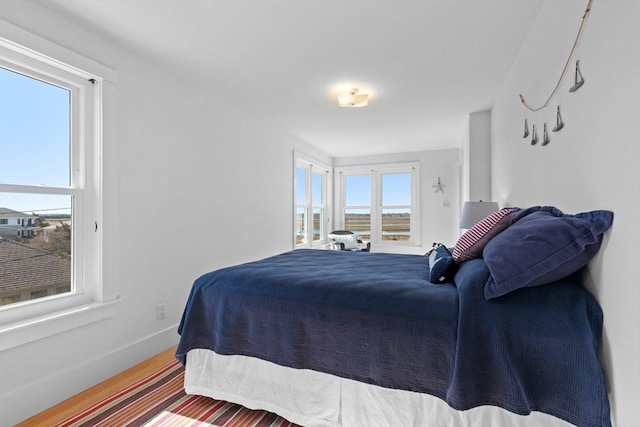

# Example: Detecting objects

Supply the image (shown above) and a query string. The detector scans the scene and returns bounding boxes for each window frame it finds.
[335,162,421,248]
[293,151,331,249]
[0,26,116,351]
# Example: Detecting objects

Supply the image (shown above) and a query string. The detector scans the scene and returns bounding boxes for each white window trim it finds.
[293,151,332,248]
[0,21,119,351]
[335,162,421,248]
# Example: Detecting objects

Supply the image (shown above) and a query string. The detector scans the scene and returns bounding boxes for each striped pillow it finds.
[453,208,515,262]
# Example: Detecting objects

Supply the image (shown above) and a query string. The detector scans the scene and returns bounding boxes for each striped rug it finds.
[56,358,300,427]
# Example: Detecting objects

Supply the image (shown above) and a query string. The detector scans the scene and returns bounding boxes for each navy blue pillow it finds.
[483,207,614,299]
[428,244,457,284]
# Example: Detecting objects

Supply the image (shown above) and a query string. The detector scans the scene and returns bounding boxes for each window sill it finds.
[0,298,120,352]
[371,244,426,255]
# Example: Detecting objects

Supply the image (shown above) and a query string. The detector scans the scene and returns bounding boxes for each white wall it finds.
[0,3,325,425]
[492,1,640,425]
[334,149,461,251]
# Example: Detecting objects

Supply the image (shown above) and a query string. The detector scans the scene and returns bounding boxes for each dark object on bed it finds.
[426,243,457,283]
[176,249,611,427]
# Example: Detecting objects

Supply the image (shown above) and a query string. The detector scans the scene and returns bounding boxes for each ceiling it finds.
[46,0,545,158]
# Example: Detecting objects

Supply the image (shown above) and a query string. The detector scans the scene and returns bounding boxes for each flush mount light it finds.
[337,88,369,107]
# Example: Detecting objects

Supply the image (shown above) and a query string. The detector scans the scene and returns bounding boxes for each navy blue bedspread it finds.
[176,249,611,427]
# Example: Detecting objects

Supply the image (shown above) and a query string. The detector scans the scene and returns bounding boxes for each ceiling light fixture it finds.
[337,88,369,108]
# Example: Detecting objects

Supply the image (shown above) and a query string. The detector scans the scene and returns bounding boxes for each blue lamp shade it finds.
[460,201,499,229]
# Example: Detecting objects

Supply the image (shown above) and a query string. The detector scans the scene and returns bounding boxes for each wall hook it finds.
[522,118,529,138]
[569,60,585,92]
[552,106,564,132]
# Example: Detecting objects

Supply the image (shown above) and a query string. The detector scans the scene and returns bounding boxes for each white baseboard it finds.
[1,324,179,426]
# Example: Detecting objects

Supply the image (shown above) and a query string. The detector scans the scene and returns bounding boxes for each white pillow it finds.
[329,233,360,250]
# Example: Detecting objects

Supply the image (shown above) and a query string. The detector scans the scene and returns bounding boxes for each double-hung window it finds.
[336,162,420,247]
[294,152,330,248]
[0,34,107,348]
[343,174,372,240]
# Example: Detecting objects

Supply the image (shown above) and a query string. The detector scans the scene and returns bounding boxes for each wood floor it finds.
[16,346,178,427]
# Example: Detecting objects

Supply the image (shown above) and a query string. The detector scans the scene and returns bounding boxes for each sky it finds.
[0,66,72,215]
[347,174,411,208]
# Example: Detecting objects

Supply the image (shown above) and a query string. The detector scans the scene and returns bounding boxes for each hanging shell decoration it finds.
[552,106,564,132]
[516,0,593,146]
[531,124,538,145]
[569,60,585,93]
[541,123,550,146]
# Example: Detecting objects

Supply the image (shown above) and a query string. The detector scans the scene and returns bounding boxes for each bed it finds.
[176,207,613,427]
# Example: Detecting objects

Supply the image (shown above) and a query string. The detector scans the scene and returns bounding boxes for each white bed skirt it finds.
[184,349,572,427]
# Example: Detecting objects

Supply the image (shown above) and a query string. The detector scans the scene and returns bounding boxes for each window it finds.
[294,152,331,248]
[0,37,103,331]
[336,163,420,247]
[344,175,372,240]
[381,173,412,241]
